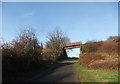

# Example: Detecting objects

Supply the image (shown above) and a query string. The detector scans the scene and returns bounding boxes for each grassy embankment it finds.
[74,41,119,82]
[74,62,118,82]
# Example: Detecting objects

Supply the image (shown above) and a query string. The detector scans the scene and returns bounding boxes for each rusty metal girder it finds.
[63,42,81,49]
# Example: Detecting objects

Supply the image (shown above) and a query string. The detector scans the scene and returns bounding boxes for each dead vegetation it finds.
[79,40,119,71]
[2,28,70,82]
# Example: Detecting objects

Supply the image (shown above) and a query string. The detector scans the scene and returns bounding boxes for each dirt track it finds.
[26,60,79,82]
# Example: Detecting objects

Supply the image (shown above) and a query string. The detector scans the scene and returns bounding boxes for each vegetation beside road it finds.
[79,38,119,71]
[74,62,118,82]
[6,61,58,82]
[1,28,70,82]
[76,36,119,82]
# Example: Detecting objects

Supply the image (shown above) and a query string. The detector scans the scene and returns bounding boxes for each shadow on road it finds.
[26,60,79,82]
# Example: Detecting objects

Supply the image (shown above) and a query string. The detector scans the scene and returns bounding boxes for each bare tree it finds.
[45,28,70,61]
[11,28,42,69]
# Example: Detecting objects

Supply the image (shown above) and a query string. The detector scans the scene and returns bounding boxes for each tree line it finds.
[1,28,70,82]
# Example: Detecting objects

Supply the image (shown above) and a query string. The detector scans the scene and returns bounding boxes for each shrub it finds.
[107,36,120,42]
[79,53,105,68]
[81,41,102,53]
[79,41,119,71]
[97,41,118,54]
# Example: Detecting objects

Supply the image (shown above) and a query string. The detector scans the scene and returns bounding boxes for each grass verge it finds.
[74,62,119,82]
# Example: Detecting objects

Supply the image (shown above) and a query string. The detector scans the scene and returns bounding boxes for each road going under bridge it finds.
[26,42,82,82]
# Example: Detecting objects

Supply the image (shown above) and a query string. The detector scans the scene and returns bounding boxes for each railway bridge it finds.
[63,41,82,58]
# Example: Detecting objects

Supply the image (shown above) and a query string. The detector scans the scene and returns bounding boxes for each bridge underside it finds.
[63,46,80,49]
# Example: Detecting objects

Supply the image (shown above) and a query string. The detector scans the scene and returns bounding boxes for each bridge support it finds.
[62,48,68,59]
[58,48,68,60]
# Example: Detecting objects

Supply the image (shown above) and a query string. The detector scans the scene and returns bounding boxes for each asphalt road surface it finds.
[26,59,79,82]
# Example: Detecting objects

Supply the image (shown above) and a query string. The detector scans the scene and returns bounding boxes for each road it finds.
[26,59,79,82]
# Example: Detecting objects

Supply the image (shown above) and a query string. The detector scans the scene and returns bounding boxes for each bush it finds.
[79,53,105,68]
[97,41,118,54]
[107,36,120,42]
[2,28,44,82]
[81,41,102,53]
[79,41,119,71]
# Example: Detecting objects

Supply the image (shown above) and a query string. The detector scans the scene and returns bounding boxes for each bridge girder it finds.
[63,42,82,49]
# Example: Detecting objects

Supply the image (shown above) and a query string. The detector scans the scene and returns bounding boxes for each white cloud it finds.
[23,11,35,18]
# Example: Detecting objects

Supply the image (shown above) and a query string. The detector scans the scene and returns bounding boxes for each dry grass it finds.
[79,53,105,68]
[79,41,119,71]
[97,41,118,54]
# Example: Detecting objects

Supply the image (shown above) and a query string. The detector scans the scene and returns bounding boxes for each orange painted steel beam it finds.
[65,42,81,47]
[63,42,82,49]
[64,46,80,49]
